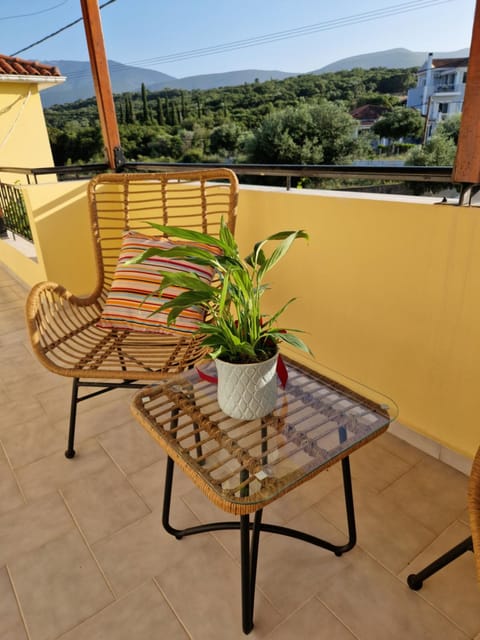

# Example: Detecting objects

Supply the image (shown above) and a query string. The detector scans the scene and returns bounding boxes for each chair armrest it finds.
[26,281,104,372]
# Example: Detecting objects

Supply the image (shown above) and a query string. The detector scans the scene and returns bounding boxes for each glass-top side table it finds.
[130,357,397,634]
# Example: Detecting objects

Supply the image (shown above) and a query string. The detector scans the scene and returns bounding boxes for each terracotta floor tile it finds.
[381,430,428,465]
[97,420,164,475]
[62,464,150,543]
[398,521,480,637]
[9,529,114,640]
[0,493,73,566]
[255,508,357,616]
[156,535,281,640]
[348,436,412,492]
[316,483,437,574]
[381,455,469,534]
[0,449,24,515]
[57,581,188,640]
[15,438,114,501]
[265,596,355,640]
[92,502,209,597]
[0,567,27,639]
[318,551,468,640]
[69,394,137,445]
[2,413,66,469]
[129,456,198,511]
[0,392,48,438]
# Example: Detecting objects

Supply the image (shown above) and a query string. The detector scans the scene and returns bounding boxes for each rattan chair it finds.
[407,445,480,589]
[25,169,238,458]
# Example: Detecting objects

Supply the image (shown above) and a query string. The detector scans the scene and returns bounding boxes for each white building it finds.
[407,53,468,140]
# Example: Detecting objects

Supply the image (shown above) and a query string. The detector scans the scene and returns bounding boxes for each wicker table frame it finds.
[131,359,394,634]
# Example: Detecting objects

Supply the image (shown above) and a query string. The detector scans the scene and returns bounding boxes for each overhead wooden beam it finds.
[80,0,122,169]
[452,0,480,185]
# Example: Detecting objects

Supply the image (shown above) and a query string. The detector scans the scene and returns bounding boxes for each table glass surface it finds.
[131,358,398,512]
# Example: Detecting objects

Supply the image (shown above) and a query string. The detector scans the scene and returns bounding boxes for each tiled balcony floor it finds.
[1,263,479,640]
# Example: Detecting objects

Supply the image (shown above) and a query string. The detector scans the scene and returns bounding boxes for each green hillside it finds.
[45,66,418,167]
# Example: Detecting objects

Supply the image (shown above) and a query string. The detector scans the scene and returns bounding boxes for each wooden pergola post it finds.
[453,0,480,193]
[80,0,123,169]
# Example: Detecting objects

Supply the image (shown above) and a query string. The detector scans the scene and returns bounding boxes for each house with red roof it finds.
[0,54,65,182]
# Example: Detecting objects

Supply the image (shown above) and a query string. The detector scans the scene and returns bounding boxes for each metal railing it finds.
[0,161,456,186]
[0,182,32,241]
[0,161,473,242]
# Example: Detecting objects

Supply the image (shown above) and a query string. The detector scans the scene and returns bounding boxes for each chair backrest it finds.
[469,445,480,582]
[87,168,239,300]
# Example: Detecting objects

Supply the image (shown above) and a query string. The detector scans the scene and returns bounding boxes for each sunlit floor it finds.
[1,263,479,640]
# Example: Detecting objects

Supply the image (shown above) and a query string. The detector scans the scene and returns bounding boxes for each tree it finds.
[209,123,243,156]
[406,131,457,167]
[372,107,424,141]
[141,83,152,124]
[435,113,461,145]
[247,101,360,165]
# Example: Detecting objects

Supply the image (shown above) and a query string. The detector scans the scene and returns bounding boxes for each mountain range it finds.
[42,47,469,108]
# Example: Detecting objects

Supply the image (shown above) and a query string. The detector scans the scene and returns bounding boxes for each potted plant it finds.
[132,219,311,419]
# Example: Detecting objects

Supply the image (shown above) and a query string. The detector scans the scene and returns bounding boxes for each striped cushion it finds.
[97,231,217,335]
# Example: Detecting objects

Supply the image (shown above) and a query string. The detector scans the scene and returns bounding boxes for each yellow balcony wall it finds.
[1,180,478,461]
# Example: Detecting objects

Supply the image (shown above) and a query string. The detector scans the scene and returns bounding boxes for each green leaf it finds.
[154,271,216,294]
[148,223,225,250]
[273,331,313,354]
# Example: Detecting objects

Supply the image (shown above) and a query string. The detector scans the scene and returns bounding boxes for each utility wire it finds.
[0,1,69,21]
[56,0,455,82]
[12,0,454,76]
[10,0,117,57]
[127,0,454,68]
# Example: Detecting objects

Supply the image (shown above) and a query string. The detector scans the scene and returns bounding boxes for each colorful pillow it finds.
[97,230,218,335]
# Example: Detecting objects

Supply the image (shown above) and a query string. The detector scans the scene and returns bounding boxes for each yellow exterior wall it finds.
[0,82,56,184]
[235,188,480,459]
[2,180,480,459]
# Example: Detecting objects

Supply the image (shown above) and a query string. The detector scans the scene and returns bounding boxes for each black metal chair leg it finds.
[407,536,473,590]
[65,377,79,458]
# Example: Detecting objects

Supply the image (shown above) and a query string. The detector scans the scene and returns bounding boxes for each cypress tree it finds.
[156,97,165,125]
[141,83,151,123]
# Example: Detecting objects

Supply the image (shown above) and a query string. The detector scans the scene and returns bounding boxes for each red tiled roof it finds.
[433,57,469,69]
[351,104,388,122]
[0,54,61,78]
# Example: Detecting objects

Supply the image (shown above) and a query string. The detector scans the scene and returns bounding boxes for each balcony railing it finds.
[0,162,456,189]
[0,162,463,242]
[433,83,462,93]
[0,182,32,241]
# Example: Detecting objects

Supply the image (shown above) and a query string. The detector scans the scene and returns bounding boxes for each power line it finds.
[10,0,118,57]
[0,1,70,21]
[59,0,456,83]
[11,0,454,77]
[126,0,454,68]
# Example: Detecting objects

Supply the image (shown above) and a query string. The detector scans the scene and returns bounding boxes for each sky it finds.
[1,0,477,79]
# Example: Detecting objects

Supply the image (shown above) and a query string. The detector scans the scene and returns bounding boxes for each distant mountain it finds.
[149,69,294,91]
[41,60,175,107]
[41,48,470,107]
[312,47,470,73]
[41,60,295,107]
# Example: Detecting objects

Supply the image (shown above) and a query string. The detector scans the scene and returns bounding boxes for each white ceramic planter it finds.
[215,351,278,420]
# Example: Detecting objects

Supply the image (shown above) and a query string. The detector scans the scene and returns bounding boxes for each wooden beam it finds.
[453,0,480,184]
[80,0,121,169]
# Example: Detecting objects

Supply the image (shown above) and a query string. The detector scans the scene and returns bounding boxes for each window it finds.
[438,102,449,114]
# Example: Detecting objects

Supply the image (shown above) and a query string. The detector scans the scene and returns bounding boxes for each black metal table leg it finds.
[240,510,263,634]
[160,454,358,635]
